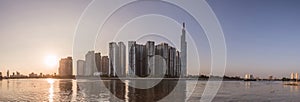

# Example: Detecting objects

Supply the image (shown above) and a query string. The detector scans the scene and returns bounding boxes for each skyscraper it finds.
[291,73,299,80]
[128,41,136,76]
[295,73,299,80]
[245,74,254,80]
[157,43,169,76]
[181,22,187,77]
[85,51,96,76]
[95,52,102,73]
[118,42,126,77]
[168,47,176,77]
[77,60,85,76]
[146,41,155,76]
[136,44,147,77]
[291,73,294,79]
[58,57,73,77]
[109,42,119,77]
[101,56,109,76]
[175,51,181,77]
[155,44,166,77]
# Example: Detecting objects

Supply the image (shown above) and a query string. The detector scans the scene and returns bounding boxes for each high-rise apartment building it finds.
[109,42,119,77]
[118,42,126,77]
[291,73,294,79]
[109,42,126,77]
[245,74,254,79]
[169,47,176,77]
[58,57,73,77]
[77,60,85,76]
[95,52,101,73]
[295,73,299,80]
[291,73,299,80]
[175,51,181,77]
[85,51,96,76]
[136,44,147,77]
[128,41,136,76]
[101,56,109,76]
[155,43,170,76]
[146,41,155,76]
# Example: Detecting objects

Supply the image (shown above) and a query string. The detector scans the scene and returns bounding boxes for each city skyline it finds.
[75,39,183,78]
[1,0,300,78]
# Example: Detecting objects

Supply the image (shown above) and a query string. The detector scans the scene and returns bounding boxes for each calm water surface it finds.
[0,79,299,102]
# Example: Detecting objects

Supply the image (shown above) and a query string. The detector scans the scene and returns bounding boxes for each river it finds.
[0,79,299,102]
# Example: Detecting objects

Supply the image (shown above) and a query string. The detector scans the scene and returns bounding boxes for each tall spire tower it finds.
[181,22,187,77]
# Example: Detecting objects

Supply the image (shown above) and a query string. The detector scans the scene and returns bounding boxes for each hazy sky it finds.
[0,0,299,78]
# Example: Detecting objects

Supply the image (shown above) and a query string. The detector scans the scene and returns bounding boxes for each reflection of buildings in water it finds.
[105,79,186,102]
[77,80,106,101]
[289,86,299,92]
[102,80,125,101]
[59,80,72,92]
[6,80,9,90]
[58,80,73,101]
[158,80,186,102]
[288,82,299,92]
[282,82,300,93]
[245,82,251,89]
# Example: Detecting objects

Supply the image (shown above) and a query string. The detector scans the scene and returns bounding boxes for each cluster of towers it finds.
[291,73,299,80]
[76,23,187,78]
[128,41,181,77]
[108,42,126,77]
[77,51,110,77]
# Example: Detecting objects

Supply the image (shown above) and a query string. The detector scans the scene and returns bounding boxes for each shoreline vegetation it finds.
[0,75,299,86]
[0,75,299,82]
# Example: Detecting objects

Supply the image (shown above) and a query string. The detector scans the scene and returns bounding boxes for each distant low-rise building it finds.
[29,72,38,78]
[269,75,273,80]
[9,71,26,78]
[58,57,73,77]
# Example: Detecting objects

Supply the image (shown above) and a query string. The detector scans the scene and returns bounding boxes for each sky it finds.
[0,0,299,78]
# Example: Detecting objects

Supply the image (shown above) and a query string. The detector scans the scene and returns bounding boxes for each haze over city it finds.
[0,0,300,79]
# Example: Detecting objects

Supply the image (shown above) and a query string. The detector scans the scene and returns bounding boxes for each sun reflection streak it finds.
[47,79,54,102]
[125,80,129,102]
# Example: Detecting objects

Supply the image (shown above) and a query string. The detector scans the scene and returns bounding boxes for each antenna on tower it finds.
[183,22,185,28]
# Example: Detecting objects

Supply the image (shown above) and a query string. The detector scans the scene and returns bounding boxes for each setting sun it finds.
[44,55,58,67]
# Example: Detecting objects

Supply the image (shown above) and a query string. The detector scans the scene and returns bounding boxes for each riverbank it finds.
[1,77,299,82]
